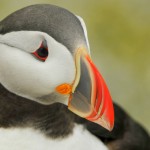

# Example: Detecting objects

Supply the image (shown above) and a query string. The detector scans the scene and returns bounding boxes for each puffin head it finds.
[0,4,114,131]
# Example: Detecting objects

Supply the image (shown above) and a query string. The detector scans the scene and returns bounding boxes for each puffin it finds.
[0,4,149,150]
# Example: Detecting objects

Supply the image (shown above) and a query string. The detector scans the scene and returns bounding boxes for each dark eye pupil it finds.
[37,47,48,58]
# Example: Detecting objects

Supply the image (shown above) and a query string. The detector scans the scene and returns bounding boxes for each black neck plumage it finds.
[0,84,74,138]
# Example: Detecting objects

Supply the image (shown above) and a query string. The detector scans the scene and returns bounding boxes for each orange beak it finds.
[56,47,114,131]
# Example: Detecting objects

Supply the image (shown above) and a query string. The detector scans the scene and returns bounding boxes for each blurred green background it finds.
[0,0,150,131]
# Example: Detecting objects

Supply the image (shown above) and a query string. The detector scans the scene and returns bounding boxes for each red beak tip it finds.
[106,123,114,131]
[95,118,114,131]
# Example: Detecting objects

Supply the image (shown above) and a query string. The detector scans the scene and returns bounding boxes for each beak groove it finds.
[85,55,114,131]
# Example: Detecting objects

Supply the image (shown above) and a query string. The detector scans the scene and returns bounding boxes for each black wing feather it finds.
[74,103,150,150]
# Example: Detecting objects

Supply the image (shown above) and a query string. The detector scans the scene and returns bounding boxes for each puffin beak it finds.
[56,47,114,131]
[69,47,114,131]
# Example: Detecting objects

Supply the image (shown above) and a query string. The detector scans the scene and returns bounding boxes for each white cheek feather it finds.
[0,31,75,104]
[0,125,108,150]
[0,31,43,53]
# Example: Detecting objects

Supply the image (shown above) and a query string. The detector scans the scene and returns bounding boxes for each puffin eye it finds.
[32,42,48,61]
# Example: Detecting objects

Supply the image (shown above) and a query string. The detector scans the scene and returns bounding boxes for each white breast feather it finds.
[0,125,108,150]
